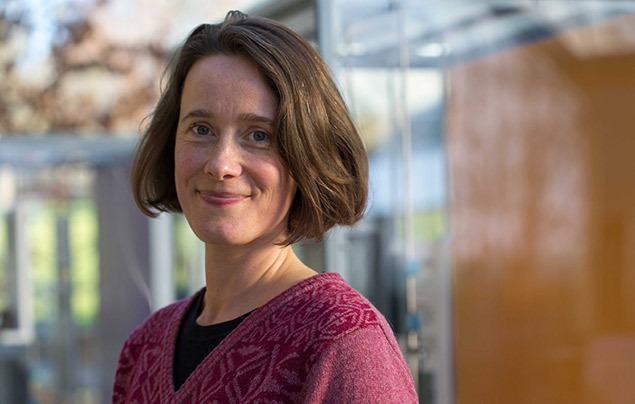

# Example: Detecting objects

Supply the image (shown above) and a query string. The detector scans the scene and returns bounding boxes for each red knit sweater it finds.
[113,273,418,403]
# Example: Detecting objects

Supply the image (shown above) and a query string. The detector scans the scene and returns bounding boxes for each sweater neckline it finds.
[163,272,345,399]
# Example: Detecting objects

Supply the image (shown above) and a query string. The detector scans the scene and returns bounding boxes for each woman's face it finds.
[174,54,296,247]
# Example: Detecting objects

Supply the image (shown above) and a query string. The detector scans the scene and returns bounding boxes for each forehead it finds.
[189,54,259,81]
[180,54,277,116]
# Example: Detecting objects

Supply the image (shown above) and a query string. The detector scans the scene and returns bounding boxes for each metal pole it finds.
[395,0,421,391]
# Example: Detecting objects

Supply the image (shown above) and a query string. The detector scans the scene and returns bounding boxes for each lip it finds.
[197,190,248,206]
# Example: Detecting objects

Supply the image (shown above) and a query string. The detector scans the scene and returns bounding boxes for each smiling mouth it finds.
[197,190,248,206]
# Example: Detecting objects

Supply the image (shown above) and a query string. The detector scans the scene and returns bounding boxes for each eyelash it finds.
[191,124,210,136]
[189,125,271,144]
[249,130,269,142]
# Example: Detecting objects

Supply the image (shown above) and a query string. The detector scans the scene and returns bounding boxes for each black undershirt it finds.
[173,290,251,390]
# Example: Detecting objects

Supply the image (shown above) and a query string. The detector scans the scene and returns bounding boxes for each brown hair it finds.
[131,11,368,245]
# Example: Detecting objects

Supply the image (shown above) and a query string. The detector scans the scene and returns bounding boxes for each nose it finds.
[204,134,242,180]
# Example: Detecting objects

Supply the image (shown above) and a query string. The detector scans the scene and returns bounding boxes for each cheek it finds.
[275,161,296,203]
[174,158,199,205]
[174,146,203,182]
[256,162,294,200]
[174,154,187,188]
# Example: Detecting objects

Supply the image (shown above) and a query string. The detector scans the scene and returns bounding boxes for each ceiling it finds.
[332,0,635,68]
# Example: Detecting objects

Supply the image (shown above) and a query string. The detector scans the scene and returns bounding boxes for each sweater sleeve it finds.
[301,325,419,404]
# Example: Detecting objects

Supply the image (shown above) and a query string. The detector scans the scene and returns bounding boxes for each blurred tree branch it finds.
[0,0,166,135]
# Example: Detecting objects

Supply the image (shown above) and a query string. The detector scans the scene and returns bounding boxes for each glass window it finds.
[321,0,635,402]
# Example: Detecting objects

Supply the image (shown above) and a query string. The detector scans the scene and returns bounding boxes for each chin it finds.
[193,230,271,247]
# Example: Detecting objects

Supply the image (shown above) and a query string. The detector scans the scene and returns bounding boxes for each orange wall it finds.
[447,15,635,404]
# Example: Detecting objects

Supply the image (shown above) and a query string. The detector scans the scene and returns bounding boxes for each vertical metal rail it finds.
[149,213,175,312]
[395,0,421,390]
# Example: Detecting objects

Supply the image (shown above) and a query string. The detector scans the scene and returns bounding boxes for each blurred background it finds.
[1,0,635,403]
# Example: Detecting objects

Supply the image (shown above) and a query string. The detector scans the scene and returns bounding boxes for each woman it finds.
[113,11,417,403]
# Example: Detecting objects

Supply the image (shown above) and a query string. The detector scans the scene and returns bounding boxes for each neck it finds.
[198,242,315,325]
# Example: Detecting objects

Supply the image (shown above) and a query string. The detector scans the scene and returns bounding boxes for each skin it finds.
[175,54,316,325]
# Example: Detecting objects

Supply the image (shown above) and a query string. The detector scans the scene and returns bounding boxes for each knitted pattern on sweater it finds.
[113,272,418,403]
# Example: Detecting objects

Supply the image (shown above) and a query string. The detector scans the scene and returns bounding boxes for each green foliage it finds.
[69,199,99,327]
[173,215,202,298]
[394,208,447,243]
[27,198,99,327]
[28,203,58,324]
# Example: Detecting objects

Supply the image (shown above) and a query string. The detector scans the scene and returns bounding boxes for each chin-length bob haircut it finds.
[131,10,368,245]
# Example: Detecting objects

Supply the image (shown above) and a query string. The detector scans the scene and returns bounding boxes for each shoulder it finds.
[285,274,417,402]
[289,272,387,335]
[305,273,401,351]
[258,273,396,356]
[302,325,418,403]
[288,272,377,311]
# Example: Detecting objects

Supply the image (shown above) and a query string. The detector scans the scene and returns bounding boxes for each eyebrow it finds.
[180,109,274,126]
[180,109,211,123]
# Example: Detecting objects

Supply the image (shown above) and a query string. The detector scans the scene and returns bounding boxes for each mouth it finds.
[197,190,248,206]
